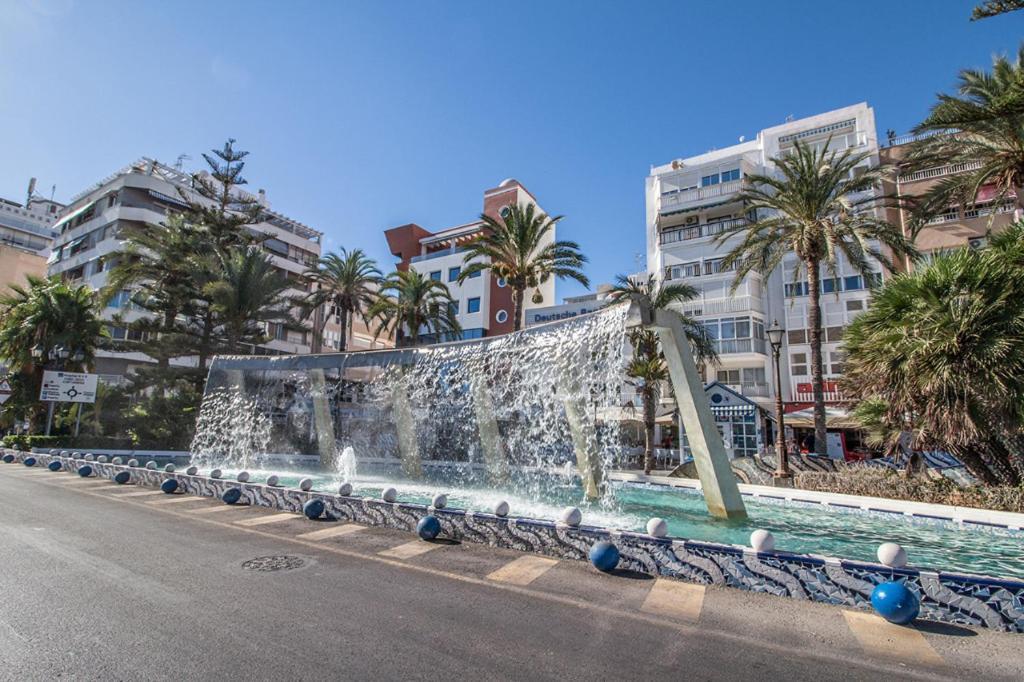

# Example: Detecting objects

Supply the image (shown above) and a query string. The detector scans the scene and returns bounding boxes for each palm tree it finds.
[0,276,106,430]
[204,248,297,354]
[717,139,917,456]
[457,203,589,331]
[908,44,1024,224]
[842,238,1024,486]
[607,274,717,474]
[302,248,381,352]
[369,270,461,347]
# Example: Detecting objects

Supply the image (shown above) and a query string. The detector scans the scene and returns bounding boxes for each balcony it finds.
[725,382,770,398]
[713,338,766,355]
[897,161,983,184]
[410,246,468,264]
[685,295,763,316]
[659,179,743,214]
[659,217,748,245]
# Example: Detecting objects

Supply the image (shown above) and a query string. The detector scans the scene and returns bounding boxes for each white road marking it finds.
[843,610,945,667]
[109,490,166,498]
[235,513,299,527]
[487,555,559,585]
[187,504,249,514]
[296,524,365,540]
[640,579,705,622]
[146,496,206,506]
[379,540,443,560]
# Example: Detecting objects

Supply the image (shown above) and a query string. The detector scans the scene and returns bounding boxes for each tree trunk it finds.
[197,311,215,369]
[339,306,350,352]
[512,287,525,332]
[978,437,1021,487]
[158,308,177,369]
[949,443,1000,486]
[642,384,656,475]
[805,258,828,457]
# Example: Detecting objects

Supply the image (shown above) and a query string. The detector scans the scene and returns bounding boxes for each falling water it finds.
[190,304,632,507]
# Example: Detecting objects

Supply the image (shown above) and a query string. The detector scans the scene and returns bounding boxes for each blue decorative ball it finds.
[417,515,441,540]
[871,581,920,625]
[48,461,62,472]
[3,454,15,463]
[589,540,620,572]
[114,471,131,485]
[303,498,325,520]
[23,457,36,467]
[77,465,92,477]
[222,488,242,505]
[160,479,179,494]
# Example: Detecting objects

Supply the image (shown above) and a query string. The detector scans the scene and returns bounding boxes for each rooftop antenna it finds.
[50,184,56,201]
[174,153,192,171]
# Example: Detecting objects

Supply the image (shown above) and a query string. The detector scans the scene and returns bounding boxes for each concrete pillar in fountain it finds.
[470,377,509,484]
[651,308,747,521]
[392,381,422,479]
[558,373,604,501]
[309,369,337,468]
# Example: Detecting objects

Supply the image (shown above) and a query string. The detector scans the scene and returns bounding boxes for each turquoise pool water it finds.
[209,467,1024,582]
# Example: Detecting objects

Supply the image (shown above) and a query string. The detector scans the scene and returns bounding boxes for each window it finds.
[843,275,862,291]
[701,173,720,187]
[721,168,740,182]
[461,328,485,340]
[429,271,442,281]
[496,277,506,287]
[822,278,837,294]
[448,300,459,316]
[829,350,847,375]
[467,297,481,313]
[845,299,864,312]
[791,352,808,376]
[742,367,766,384]
[448,266,461,282]
[467,269,481,279]
[785,282,808,297]
[495,310,509,323]
[717,369,741,384]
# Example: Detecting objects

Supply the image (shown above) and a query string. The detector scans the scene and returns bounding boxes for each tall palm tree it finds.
[302,248,381,352]
[908,44,1024,224]
[842,241,1024,486]
[607,274,717,474]
[457,203,589,331]
[204,248,297,354]
[0,276,106,429]
[717,139,917,456]
[369,270,461,347]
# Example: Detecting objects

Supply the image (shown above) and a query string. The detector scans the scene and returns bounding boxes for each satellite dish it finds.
[738,135,745,143]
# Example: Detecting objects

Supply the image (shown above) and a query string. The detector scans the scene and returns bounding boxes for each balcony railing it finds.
[659,217,748,244]
[897,161,983,184]
[712,338,766,355]
[729,382,770,397]
[659,179,743,212]
[685,295,763,316]
[410,246,467,264]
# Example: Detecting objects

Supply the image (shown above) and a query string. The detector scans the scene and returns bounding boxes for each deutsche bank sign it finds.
[40,371,98,404]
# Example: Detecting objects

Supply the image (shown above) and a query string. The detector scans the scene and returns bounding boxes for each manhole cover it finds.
[241,555,306,572]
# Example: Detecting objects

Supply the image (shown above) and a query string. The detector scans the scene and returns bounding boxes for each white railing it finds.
[692,295,764,316]
[713,338,766,355]
[659,217,748,244]
[897,161,983,184]
[659,180,743,211]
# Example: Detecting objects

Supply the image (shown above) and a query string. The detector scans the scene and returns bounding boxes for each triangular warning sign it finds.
[0,380,11,393]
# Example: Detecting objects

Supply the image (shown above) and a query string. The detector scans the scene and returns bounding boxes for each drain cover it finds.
[242,555,306,572]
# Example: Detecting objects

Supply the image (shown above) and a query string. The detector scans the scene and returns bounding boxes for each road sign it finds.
[0,378,12,405]
[40,371,98,404]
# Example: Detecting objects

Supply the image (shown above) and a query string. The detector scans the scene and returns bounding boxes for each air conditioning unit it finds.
[967,237,986,250]
[686,216,698,225]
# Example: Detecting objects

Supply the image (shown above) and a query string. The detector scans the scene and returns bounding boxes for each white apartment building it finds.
[524,284,614,327]
[1,179,63,256]
[47,158,323,379]
[646,103,883,410]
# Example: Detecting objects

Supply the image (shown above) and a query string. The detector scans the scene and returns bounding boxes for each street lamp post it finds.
[765,320,791,485]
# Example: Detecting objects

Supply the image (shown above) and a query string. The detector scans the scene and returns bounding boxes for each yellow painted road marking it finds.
[147,496,206,506]
[53,477,108,484]
[235,513,299,527]
[843,610,945,667]
[379,540,443,560]
[187,504,249,514]
[296,524,365,541]
[487,555,559,586]
[110,490,166,498]
[640,579,705,623]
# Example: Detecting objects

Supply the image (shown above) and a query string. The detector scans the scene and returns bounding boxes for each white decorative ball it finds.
[338,482,353,496]
[265,474,280,487]
[112,457,124,466]
[750,529,775,553]
[494,501,510,517]
[97,455,109,464]
[236,471,250,483]
[560,507,582,527]
[127,459,139,468]
[646,517,669,538]
[299,478,313,492]
[210,469,223,479]
[381,487,397,503]
[84,454,95,462]
[164,464,176,473]
[877,542,907,568]
[145,461,157,470]
[432,494,448,509]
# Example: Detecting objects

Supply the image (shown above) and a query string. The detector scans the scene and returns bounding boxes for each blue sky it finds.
[1,0,1021,298]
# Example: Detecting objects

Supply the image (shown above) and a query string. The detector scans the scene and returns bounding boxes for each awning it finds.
[659,199,733,218]
[783,407,860,429]
[148,189,189,209]
[53,201,95,229]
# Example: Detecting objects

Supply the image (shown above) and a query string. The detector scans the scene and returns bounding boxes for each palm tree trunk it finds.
[978,437,1020,487]
[339,305,350,352]
[512,287,525,332]
[949,444,1000,486]
[805,258,828,457]
[642,384,656,475]
[198,311,215,369]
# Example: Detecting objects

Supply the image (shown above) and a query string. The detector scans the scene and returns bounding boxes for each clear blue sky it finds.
[2,0,1021,298]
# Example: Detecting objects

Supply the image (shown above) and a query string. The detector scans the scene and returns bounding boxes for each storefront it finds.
[669,382,769,460]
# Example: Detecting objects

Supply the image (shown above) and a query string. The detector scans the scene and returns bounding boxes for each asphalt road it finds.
[1,466,1022,681]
